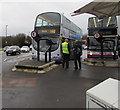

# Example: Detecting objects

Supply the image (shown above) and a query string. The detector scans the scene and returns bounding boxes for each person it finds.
[73,41,82,70]
[61,39,70,68]
[118,44,120,57]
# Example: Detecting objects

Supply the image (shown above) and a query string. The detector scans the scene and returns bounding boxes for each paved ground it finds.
[83,58,120,67]
[2,59,119,108]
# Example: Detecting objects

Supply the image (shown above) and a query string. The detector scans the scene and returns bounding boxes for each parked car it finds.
[21,46,30,52]
[6,46,21,56]
[3,46,9,52]
[30,45,33,51]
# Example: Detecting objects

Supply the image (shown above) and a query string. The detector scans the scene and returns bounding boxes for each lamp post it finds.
[6,25,8,37]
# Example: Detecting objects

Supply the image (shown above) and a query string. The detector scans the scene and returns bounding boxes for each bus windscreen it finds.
[88,16,117,28]
[35,12,61,27]
[88,37,115,50]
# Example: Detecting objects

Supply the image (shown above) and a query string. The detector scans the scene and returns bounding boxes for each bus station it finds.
[1,0,120,109]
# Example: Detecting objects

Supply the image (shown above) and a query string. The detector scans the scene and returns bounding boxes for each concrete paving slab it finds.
[12,59,57,74]
[18,59,46,66]
[83,58,120,67]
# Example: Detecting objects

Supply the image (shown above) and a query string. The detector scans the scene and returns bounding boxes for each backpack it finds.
[76,47,82,56]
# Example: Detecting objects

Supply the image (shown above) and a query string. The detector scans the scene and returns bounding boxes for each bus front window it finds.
[88,37,115,50]
[39,37,59,52]
[88,37,101,49]
[35,13,61,27]
[88,16,117,28]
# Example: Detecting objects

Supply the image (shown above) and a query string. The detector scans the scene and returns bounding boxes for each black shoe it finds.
[74,67,78,70]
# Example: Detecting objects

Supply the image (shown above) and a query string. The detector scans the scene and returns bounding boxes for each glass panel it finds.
[51,38,59,51]
[39,37,59,52]
[103,41,114,49]
[62,15,81,34]
[88,37,115,50]
[88,16,117,28]
[32,37,59,52]
[35,12,61,27]
[43,20,48,26]
[36,18,42,27]
[88,37,101,49]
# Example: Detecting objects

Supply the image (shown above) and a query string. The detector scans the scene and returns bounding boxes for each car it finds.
[3,46,9,52]
[30,45,33,51]
[21,46,30,52]
[6,46,21,56]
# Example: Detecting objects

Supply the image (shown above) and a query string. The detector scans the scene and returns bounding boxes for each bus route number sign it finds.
[31,31,40,41]
[94,33,100,39]
[31,31,37,38]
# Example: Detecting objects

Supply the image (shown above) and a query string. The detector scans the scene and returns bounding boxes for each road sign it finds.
[94,33,100,39]
[31,31,40,42]
[31,31,37,38]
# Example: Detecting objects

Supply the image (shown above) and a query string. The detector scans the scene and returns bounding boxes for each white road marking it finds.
[4,58,7,62]
[4,53,32,63]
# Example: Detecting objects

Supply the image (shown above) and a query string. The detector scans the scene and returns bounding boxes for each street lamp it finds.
[6,25,8,37]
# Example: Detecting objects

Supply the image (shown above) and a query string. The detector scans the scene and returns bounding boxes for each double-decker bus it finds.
[87,16,119,59]
[32,12,82,61]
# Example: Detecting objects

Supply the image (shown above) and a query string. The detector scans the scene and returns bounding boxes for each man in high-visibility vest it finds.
[61,39,70,68]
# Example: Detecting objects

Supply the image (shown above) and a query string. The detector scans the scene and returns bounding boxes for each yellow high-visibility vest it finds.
[59,35,63,40]
[62,42,69,54]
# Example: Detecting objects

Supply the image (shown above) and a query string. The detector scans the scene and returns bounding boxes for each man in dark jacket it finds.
[73,41,82,70]
[61,39,70,68]
[118,44,120,57]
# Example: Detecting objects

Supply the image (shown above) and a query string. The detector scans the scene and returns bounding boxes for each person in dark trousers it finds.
[73,41,82,70]
[118,44,120,57]
[61,39,70,69]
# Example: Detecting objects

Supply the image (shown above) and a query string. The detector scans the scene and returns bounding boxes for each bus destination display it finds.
[39,29,56,34]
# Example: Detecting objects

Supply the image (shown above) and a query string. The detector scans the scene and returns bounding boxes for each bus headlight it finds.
[88,51,93,55]
[89,52,93,55]
[112,52,114,55]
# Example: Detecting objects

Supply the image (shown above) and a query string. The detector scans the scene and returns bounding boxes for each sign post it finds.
[37,41,40,61]
[31,31,40,61]
[94,33,103,59]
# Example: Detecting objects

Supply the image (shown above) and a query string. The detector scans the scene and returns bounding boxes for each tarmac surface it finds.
[2,58,119,108]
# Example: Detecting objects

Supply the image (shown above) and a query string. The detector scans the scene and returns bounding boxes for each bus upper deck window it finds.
[36,18,42,27]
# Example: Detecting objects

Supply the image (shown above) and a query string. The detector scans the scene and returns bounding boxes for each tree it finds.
[2,33,32,48]
[14,33,26,47]
[24,36,32,47]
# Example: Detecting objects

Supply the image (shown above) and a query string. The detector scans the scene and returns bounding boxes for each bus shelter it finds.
[71,0,120,19]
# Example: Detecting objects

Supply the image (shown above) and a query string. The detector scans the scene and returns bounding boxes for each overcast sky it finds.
[0,0,95,36]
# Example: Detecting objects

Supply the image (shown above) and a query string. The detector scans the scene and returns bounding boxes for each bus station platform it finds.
[12,57,120,74]
[12,59,59,74]
[83,58,120,67]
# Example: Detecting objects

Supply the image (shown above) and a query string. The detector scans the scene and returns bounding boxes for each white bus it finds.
[32,12,82,61]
